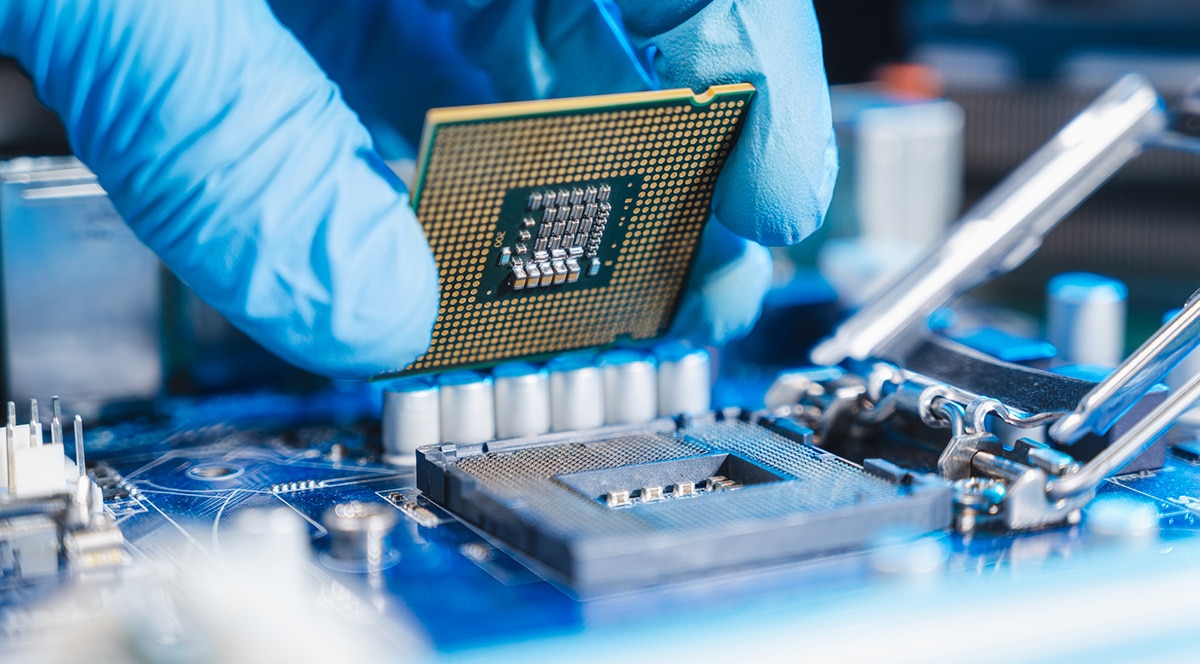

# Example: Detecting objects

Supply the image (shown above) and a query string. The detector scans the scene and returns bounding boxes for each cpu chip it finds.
[389,84,755,377]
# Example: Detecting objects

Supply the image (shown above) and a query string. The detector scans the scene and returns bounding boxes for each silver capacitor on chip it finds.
[655,343,711,417]
[601,350,658,425]
[1046,272,1127,367]
[381,378,440,465]
[493,362,551,439]
[438,371,495,444]
[547,353,605,432]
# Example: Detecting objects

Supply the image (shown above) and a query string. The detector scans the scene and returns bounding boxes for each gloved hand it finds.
[270,0,834,345]
[0,0,439,378]
[0,0,835,378]
[612,1,839,246]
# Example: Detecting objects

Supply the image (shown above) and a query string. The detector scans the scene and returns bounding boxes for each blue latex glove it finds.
[669,221,773,345]
[613,1,839,246]
[270,0,825,343]
[0,0,439,378]
[0,0,835,377]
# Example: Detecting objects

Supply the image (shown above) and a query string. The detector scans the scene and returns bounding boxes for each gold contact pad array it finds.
[400,84,754,375]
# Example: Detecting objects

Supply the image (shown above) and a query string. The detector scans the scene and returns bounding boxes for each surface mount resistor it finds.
[512,265,528,290]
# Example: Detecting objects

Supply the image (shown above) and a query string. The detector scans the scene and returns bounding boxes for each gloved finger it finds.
[669,219,773,346]
[265,0,654,159]
[0,0,439,378]
[616,0,839,247]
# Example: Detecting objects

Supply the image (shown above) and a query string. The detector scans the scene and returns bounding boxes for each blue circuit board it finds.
[63,383,1200,656]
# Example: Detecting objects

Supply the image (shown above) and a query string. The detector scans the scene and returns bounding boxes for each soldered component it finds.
[322,501,398,570]
[597,475,746,509]
[601,351,658,426]
[655,343,712,418]
[1046,272,1127,367]
[388,493,444,529]
[641,486,665,503]
[438,372,495,445]
[0,400,122,583]
[270,479,323,494]
[606,490,632,508]
[460,542,496,563]
[548,354,605,431]
[705,475,742,492]
[381,377,440,465]
[4,398,79,497]
[603,473,756,507]
[503,184,615,290]
[493,362,551,439]
[512,265,528,290]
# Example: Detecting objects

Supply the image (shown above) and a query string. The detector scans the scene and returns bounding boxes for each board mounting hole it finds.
[187,464,244,480]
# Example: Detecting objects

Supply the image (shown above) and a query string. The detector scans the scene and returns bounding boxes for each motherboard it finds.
[7,74,1200,661]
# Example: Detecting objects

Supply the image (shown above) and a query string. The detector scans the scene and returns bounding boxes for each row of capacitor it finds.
[380,344,712,464]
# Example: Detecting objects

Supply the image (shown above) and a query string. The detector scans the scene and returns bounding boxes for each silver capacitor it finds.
[601,350,658,425]
[381,378,440,465]
[1046,272,1127,367]
[655,343,712,417]
[493,362,551,439]
[547,353,605,432]
[438,371,495,444]
[322,501,399,569]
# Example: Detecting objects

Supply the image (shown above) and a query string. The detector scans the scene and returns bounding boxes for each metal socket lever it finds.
[1047,367,1200,501]
[1050,286,1200,444]
[811,74,1166,367]
[970,451,1090,531]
